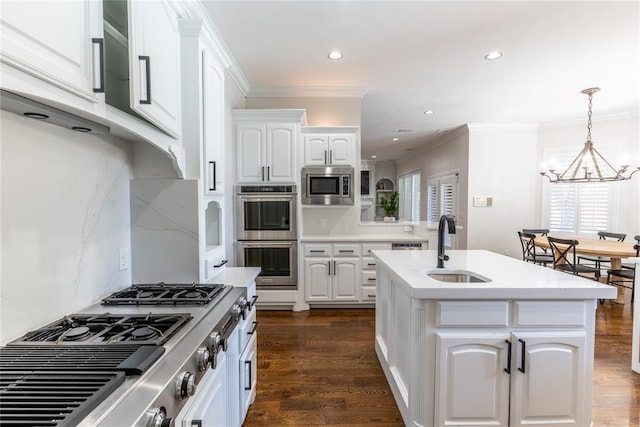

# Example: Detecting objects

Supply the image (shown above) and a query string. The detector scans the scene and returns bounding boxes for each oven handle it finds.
[237,241,297,249]
[191,421,202,427]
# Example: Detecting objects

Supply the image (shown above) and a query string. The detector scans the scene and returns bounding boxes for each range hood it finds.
[0,90,109,135]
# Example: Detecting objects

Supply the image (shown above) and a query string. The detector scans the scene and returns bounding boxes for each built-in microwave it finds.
[301,166,354,205]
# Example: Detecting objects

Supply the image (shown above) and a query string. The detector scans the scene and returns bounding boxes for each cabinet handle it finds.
[267,166,270,181]
[368,278,376,281]
[244,360,252,390]
[518,339,526,373]
[324,150,327,164]
[248,295,259,310]
[328,261,331,275]
[333,260,336,275]
[213,259,228,268]
[368,294,376,298]
[261,166,265,181]
[208,161,216,191]
[247,321,258,335]
[138,55,151,104]
[329,150,333,164]
[91,38,105,93]
[368,263,376,267]
[338,250,354,253]
[191,421,202,427]
[310,250,325,253]
[504,339,512,374]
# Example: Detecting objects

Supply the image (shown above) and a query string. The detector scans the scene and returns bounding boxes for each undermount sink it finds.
[426,269,491,283]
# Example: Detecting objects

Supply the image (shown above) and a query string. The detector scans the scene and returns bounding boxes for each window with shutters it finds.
[398,171,421,221]
[542,146,617,235]
[426,172,458,224]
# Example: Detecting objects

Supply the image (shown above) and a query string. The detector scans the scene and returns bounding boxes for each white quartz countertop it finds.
[301,234,428,242]
[207,267,260,286]
[372,249,617,300]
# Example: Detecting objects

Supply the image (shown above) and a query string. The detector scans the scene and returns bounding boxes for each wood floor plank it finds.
[244,304,639,426]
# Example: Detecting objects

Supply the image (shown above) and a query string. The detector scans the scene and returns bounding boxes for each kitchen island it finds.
[372,249,616,427]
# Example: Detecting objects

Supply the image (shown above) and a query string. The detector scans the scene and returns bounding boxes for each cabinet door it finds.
[239,333,258,422]
[266,124,296,182]
[435,333,511,427]
[236,123,266,183]
[328,134,354,165]
[333,258,360,301]
[128,0,181,138]
[202,48,225,195]
[175,354,227,427]
[510,332,587,426]
[1,1,102,100]
[304,134,330,165]
[304,258,332,301]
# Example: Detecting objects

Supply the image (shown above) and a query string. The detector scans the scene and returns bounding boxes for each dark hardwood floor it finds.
[243,303,639,427]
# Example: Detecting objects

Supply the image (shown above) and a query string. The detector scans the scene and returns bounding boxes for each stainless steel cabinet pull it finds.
[138,55,151,104]
[92,38,105,93]
[247,321,258,335]
[244,360,252,390]
[504,339,512,374]
[208,161,216,191]
[518,339,526,373]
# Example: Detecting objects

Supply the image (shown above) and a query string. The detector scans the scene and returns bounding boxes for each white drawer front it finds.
[361,285,376,301]
[239,308,258,352]
[437,301,510,327]
[362,242,392,256]
[362,270,377,286]
[304,243,332,257]
[514,301,586,327]
[333,243,361,256]
[362,256,378,270]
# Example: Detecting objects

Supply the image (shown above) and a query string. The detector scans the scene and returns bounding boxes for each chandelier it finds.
[541,87,639,183]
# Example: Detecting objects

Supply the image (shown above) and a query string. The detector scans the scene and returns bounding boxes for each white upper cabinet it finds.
[0,0,103,101]
[233,110,307,184]
[201,47,225,195]
[302,127,358,166]
[127,1,182,138]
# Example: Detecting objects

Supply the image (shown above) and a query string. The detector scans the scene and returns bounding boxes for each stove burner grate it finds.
[101,283,227,306]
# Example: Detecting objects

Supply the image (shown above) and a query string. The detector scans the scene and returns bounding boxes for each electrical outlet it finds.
[118,247,130,271]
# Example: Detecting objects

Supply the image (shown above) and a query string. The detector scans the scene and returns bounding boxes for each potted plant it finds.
[379,191,399,221]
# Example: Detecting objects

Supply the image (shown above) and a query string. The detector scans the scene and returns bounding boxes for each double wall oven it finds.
[235,185,297,290]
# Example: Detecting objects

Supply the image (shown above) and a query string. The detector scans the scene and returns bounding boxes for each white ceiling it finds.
[202,1,640,162]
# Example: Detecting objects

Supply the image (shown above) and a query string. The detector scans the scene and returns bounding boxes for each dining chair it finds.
[606,243,639,304]
[547,236,601,280]
[518,231,553,266]
[577,231,626,271]
[522,228,551,257]
[622,235,640,270]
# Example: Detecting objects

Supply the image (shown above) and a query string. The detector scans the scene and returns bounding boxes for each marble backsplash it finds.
[1,111,134,344]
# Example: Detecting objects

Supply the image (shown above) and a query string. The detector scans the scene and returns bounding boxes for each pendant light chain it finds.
[586,91,593,142]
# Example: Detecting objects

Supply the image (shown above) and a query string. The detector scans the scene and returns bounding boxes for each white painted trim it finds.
[467,122,539,131]
[247,86,368,99]
[231,109,307,123]
[301,126,359,134]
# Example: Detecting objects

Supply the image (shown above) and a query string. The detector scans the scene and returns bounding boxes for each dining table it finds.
[534,236,638,270]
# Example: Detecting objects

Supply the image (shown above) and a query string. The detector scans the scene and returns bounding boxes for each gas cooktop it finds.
[101,283,227,306]
[7,313,191,346]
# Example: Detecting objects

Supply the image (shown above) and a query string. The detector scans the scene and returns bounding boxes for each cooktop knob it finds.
[209,331,222,352]
[176,371,196,400]
[232,303,245,320]
[149,407,171,427]
[196,346,211,371]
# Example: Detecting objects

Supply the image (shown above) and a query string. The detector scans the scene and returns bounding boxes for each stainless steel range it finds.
[0,282,257,427]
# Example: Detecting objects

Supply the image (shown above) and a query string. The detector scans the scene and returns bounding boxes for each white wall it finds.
[467,125,538,257]
[396,126,470,249]
[0,111,133,344]
[536,113,640,240]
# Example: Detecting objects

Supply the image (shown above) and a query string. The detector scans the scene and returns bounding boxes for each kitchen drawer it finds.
[361,285,376,301]
[361,256,378,271]
[362,242,392,256]
[513,301,586,327]
[437,301,510,327]
[239,308,258,352]
[362,270,377,286]
[333,243,361,257]
[304,243,332,257]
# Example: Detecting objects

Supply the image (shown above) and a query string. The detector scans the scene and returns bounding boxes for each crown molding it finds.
[539,110,639,129]
[246,86,368,99]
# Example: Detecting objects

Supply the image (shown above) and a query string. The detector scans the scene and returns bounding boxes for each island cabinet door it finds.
[509,331,587,426]
[304,258,332,301]
[435,333,511,427]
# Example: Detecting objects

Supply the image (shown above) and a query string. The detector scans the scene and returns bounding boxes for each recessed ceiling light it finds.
[392,137,399,141]
[328,51,343,60]
[484,51,502,60]
[423,110,434,115]
[371,155,377,159]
